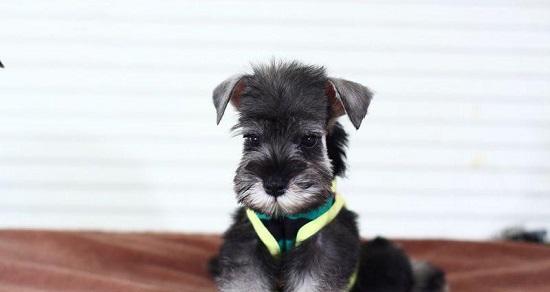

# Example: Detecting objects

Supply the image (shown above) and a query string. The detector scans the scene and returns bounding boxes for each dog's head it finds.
[213,61,373,216]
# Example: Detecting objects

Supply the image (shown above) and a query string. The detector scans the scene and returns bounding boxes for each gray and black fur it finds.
[210,61,446,292]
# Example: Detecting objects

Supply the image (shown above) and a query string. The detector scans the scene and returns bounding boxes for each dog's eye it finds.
[301,135,320,148]
[243,134,261,148]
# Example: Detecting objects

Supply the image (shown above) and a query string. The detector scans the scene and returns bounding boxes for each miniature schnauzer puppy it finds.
[209,61,446,292]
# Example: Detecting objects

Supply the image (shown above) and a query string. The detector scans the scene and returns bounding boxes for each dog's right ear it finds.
[212,74,248,124]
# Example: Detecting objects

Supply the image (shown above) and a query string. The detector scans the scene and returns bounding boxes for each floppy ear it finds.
[212,74,248,124]
[326,78,373,129]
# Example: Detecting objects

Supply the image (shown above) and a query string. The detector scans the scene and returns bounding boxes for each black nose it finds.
[263,178,287,197]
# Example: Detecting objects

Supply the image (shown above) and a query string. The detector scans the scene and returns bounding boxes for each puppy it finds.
[209,61,445,292]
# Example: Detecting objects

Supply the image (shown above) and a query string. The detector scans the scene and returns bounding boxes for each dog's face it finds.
[213,61,372,216]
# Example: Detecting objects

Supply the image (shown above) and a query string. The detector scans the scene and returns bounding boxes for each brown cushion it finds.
[0,230,548,292]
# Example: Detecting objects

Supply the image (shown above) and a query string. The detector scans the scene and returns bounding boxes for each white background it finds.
[0,0,549,239]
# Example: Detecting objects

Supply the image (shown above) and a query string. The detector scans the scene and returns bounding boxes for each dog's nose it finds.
[263,178,287,197]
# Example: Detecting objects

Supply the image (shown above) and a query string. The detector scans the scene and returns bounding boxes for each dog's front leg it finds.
[284,267,351,292]
[216,261,274,292]
[284,264,351,292]
[215,245,277,292]
[214,219,278,292]
[282,232,359,292]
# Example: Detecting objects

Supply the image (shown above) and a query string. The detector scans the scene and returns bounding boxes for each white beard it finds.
[243,177,324,216]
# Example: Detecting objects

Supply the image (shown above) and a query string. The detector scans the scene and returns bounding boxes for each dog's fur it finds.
[209,61,446,292]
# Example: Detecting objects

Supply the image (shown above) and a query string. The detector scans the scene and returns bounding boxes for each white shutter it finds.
[1,0,548,239]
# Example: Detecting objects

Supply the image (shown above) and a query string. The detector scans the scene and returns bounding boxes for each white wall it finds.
[0,0,549,239]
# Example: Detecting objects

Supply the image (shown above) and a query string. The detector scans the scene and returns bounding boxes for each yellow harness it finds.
[245,184,358,290]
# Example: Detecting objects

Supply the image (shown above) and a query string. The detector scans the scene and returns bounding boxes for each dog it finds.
[209,61,446,292]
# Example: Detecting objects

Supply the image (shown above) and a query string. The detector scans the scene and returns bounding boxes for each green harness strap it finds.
[245,183,358,291]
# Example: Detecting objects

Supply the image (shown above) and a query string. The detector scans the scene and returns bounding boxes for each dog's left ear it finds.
[326,78,373,129]
[212,74,248,124]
